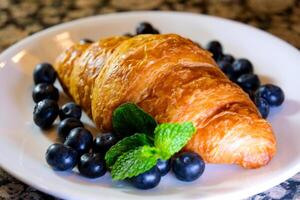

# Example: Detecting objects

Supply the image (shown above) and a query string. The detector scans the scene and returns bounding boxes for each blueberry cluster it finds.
[33,63,59,129]
[32,62,118,179]
[206,41,285,118]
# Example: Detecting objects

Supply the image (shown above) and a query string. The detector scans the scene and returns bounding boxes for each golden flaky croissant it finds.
[55,34,276,169]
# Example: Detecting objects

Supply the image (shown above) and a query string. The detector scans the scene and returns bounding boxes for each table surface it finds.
[0,0,299,199]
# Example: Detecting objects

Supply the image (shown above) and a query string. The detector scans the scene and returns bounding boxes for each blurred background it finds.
[0,0,299,199]
[0,0,299,52]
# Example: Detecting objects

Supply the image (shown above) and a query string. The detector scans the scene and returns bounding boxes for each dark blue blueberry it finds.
[218,60,231,73]
[33,63,57,84]
[236,74,260,91]
[136,22,159,35]
[64,127,93,156]
[152,28,160,34]
[79,38,94,44]
[245,89,255,101]
[172,152,205,182]
[57,118,83,141]
[93,132,118,153]
[232,58,253,78]
[254,96,270,118]
[255,84,285,107]
[59,102,82,120]
[220,54,235,63]
[46,143,77,171]
[130,166,161,190]
[78,153,106,178]
[156,159,170,176]
[33,99,59,129]
[206,40,223,61]
[217,60,235,80]
[32,83,59,103]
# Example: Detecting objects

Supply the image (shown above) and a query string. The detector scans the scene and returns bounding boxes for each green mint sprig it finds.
[154,122,196,160]
[107,103,196,180]
[105,133,153,168]
[111,146,160,180]
[112,103,157,137]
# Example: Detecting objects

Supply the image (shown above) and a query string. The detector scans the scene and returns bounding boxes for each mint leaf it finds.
[154,122,196,160]
[105,133,153,168]
[111,146,160,180]
[112,103,157,137]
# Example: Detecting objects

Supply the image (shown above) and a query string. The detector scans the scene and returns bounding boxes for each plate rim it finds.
[0,11,300,200]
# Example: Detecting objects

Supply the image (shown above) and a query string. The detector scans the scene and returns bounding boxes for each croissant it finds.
[55,34,276,169]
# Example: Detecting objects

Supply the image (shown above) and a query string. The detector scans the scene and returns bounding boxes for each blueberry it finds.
[218,60,231,73]
[156,159,170,176]
[130,166,161,190]
[245,89,255,101]
[232,58,253,78]
[136,22,159,35]
[79,38,94,44]
[46,143,77,171]
[220,54,235,63]
[33,63,57,84]
[236,74,260,91]
[93,132,118,153]
[64,127,93,156]
[59,102,82,120]
[32,83,59,103]
[172,152,205,182]
[152,28,160,34]
[217,60,234,80]
[254,96,270,118]
[78,153,106,178]
[206,40,223,61]
[255,84,285,107]
[57,118,83,141]
[33,99,59,129]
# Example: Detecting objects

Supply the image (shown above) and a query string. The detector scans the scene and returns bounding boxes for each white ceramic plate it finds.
[0,11,300,200]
